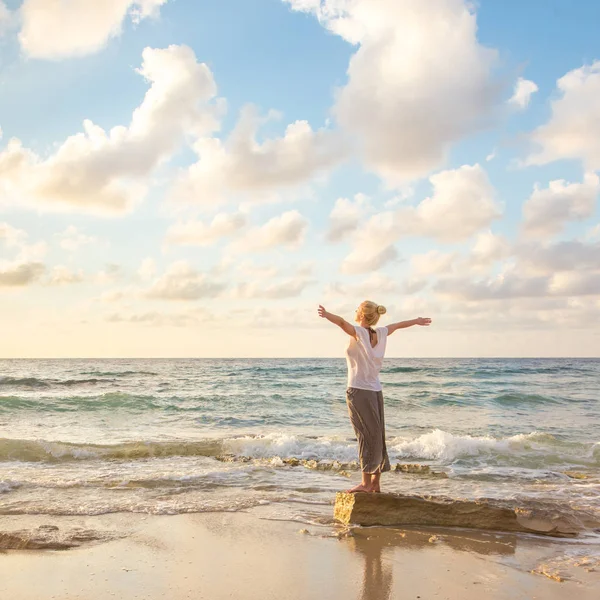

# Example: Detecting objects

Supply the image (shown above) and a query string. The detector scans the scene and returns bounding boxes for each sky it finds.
[0,0,599,358]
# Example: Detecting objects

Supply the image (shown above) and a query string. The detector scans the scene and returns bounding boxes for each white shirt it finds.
[345,326,388,391]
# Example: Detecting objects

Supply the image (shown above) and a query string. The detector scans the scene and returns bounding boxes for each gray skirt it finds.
[346,387,391,474]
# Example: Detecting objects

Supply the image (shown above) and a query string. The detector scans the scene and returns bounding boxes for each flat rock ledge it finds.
[334,492,586,538]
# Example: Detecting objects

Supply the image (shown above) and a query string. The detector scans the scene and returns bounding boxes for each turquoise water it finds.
[0,358,599,524]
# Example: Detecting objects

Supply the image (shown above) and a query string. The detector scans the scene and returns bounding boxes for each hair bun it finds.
[377,305,386,315]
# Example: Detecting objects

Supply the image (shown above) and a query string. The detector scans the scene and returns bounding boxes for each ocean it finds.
[1,357,599,533]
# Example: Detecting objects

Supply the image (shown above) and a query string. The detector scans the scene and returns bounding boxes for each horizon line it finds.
[1,356,599,360]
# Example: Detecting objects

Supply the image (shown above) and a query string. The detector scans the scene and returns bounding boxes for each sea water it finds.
[0,358,599,529]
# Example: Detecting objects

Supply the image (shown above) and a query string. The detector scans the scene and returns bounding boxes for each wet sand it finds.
[0,507,598,600]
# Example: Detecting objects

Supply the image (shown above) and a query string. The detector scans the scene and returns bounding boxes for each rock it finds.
[0,526,122,550]
[394,463,430,474]
[394,463,448,478]
[563,471,588,480]
[333,492,586,537]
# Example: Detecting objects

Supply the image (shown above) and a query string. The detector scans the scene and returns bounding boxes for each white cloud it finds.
[470,230,510,265]
[95,264,122,285]
[508,77,538,109]
[147,261,226,300]
[527,61,600,170]
[56,225,98,251]
[228,210,308,254]
[0,222,27,247]
[326,194,370,243]
[0,261,45,286]
[435,271,549,301]
[411,250,458,276]
[100,290,126,303]
[138,258,157,281]
[341,245,399,275]
[522,174,599,237]
[436,260,600,301]
[107,310,208,327]
[107,310,204,327]
[14,241,47,263]
[324,272,401,300]
[485,149,497,162]
[587,223,600,241]
[0,1,13,33]
[284,0,499,184]
[232,260,279,280]
[340,164,500,274]
[548,272,600,296]
[165,212,247,247]
[0,45,221,215]
[399,164,501,243]
[232,277,314,299]
[19,0,168,59]
[171,106,346,207]
[517,240,600,274]
[48,265,84,285]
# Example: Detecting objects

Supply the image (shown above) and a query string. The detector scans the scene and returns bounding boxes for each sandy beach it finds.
[1,505,598,600]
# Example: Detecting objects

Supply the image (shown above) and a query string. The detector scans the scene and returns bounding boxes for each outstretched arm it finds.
[317,305,356,337]
[387,317,431,336]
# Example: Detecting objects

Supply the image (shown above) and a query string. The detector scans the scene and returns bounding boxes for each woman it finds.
[318,301,431,493]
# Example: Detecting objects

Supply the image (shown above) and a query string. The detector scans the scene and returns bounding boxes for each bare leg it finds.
[370,472,381,493]
[346,472,373,493]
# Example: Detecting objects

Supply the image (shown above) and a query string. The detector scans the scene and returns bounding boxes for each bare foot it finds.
[345,483,371,493]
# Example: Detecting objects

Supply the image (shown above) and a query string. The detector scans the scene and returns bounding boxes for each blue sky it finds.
[0,0,599,357]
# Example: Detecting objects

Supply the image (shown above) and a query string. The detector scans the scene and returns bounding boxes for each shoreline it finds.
[1,506,598,600]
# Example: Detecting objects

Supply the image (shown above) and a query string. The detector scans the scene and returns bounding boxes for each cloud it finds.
[56,226,98,251]
[99,290,126,303]
[517,240,600,274]
[469,230,510,267]
[548,272,600,296]
[340,164,500,274]
[324,272,401,300]
[508,77,538,109]
[138,258,157,281]
[106,310,203,327]
[0,222,27,247]
[411,250,458,276]
[436,261,600,301]
[398,164,501,242]
[147,261,226,300]
[435,271,549,301]
[48,266,84,285]
[232,277,314,299]
[18,0,168,59]
[171,106,347,207]
[95,264,122,285]
[522,174,599,237]
[326,194,370,243]
[0,261,45,286]
[0,1,13,33]
[341,245,399,275]
[0,45,221,215]
[165,212,247,246]
[284,0,500,184]
[231,260,279,280]
[228,210,308,254]
[526,61,600,170]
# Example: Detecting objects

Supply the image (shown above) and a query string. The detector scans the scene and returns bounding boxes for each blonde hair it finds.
[356,300,387,327]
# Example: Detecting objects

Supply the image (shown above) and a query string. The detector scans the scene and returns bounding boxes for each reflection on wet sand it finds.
[346,526,518,600]
[350,532,393,600]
